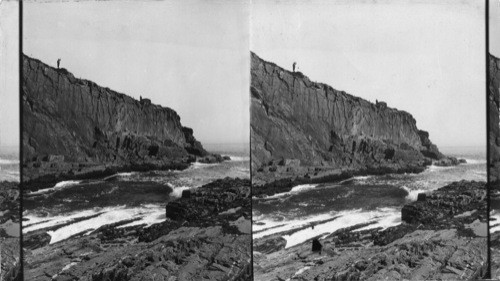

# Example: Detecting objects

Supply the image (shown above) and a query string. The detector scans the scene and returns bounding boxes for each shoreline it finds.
[0,181,21,281]
[253,157,473,198]
[253,180,488,280]
[23,177,252,280]
[253,164,430,198]
[22,153,230,192]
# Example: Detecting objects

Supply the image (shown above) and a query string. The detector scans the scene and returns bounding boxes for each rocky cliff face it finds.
[22,55,207,185]
[251,52,445,184]
[490,54,500,185]
[489,54,500,279]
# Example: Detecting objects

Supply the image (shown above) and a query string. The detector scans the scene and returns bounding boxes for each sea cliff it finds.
[22,55,210,189]
[251,52,458,189]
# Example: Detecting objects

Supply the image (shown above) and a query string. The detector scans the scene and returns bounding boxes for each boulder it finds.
[312,238,322,253]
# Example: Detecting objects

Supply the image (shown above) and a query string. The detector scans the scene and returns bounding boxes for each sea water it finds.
[0,146,19,182]
[23,143,249,244]
[253,146,486,248]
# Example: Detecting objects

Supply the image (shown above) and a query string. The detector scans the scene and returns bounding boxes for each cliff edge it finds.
[251,52,455,187]
[22,54,208,188]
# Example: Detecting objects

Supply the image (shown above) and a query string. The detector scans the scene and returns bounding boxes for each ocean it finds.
[0,146,20,182]
[253,146,486,248]
[22,143,250,244]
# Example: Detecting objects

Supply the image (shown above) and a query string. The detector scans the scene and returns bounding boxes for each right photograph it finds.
[489,0,500,278]
[250,1,488,280]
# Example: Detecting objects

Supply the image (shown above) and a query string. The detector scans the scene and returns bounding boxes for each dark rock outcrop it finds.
[22,55,210,189]
[402,181,485,226]
[251,52,453,187]
[0,182,21,281]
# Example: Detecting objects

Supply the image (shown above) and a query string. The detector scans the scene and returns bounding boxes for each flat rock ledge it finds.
[253,180,488,281]
[23,177,252,281]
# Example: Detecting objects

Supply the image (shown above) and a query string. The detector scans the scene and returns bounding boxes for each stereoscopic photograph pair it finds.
[0,0,499,280]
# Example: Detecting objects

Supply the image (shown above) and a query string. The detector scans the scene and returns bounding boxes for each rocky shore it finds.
[23,177,251,280]
[0,181,21,281]
[253,180,487,281]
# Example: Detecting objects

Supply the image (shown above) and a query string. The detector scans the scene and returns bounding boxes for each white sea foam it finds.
[0,158,19,165]
[23,208,107,232]
[491,211,500,233]
[190,162,219,169]
[400,185,429,201]
[24,204,165,244]
[253,207,400,248]
[170,185,192,198]
[461,158,486,165]
[226,155,250,162]
[252,212,333,237]
[29,180,82,195]
[282,208,400,248]
[116,172,135,177]
[264,184,318,199]
[427,165,454,172]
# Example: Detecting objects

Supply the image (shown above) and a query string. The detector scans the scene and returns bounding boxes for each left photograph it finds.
[0,0,21,280]
[21,1,251,280]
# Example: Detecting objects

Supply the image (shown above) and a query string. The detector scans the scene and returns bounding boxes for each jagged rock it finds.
[181,189,191,199]
[24,178,252,281]
[22,55,207,189]
[433,157,461,167]
[250,52,447,188]
[198,154,225,164]
[254,181,487,281]
[0,182,21,281]
[312,238,322,253]
[401,181,485,227]
[23,230,51,250]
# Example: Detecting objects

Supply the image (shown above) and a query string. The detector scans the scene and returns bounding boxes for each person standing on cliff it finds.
[57,58,61,69]
[293,62,297,72]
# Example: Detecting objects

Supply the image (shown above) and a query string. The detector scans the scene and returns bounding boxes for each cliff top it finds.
[251,51,416,121]
[22,54,182,119]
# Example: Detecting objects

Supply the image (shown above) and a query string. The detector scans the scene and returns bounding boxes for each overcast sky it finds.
[252,0,486,148]
[492,0,500,57]
[0,0,19,148]
[24,0,249,145]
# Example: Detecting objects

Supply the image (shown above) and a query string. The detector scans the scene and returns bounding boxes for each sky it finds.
[252,0,486,148]
[24,0,250,145]
[0,0,19,148]
[492,0,500,57]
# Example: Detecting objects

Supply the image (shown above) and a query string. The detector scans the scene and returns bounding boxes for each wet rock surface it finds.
[22,55,227,191]
[24,178,252,281]
[253,181,487,281]
[0,181,21,281]
[250,52,459,191]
